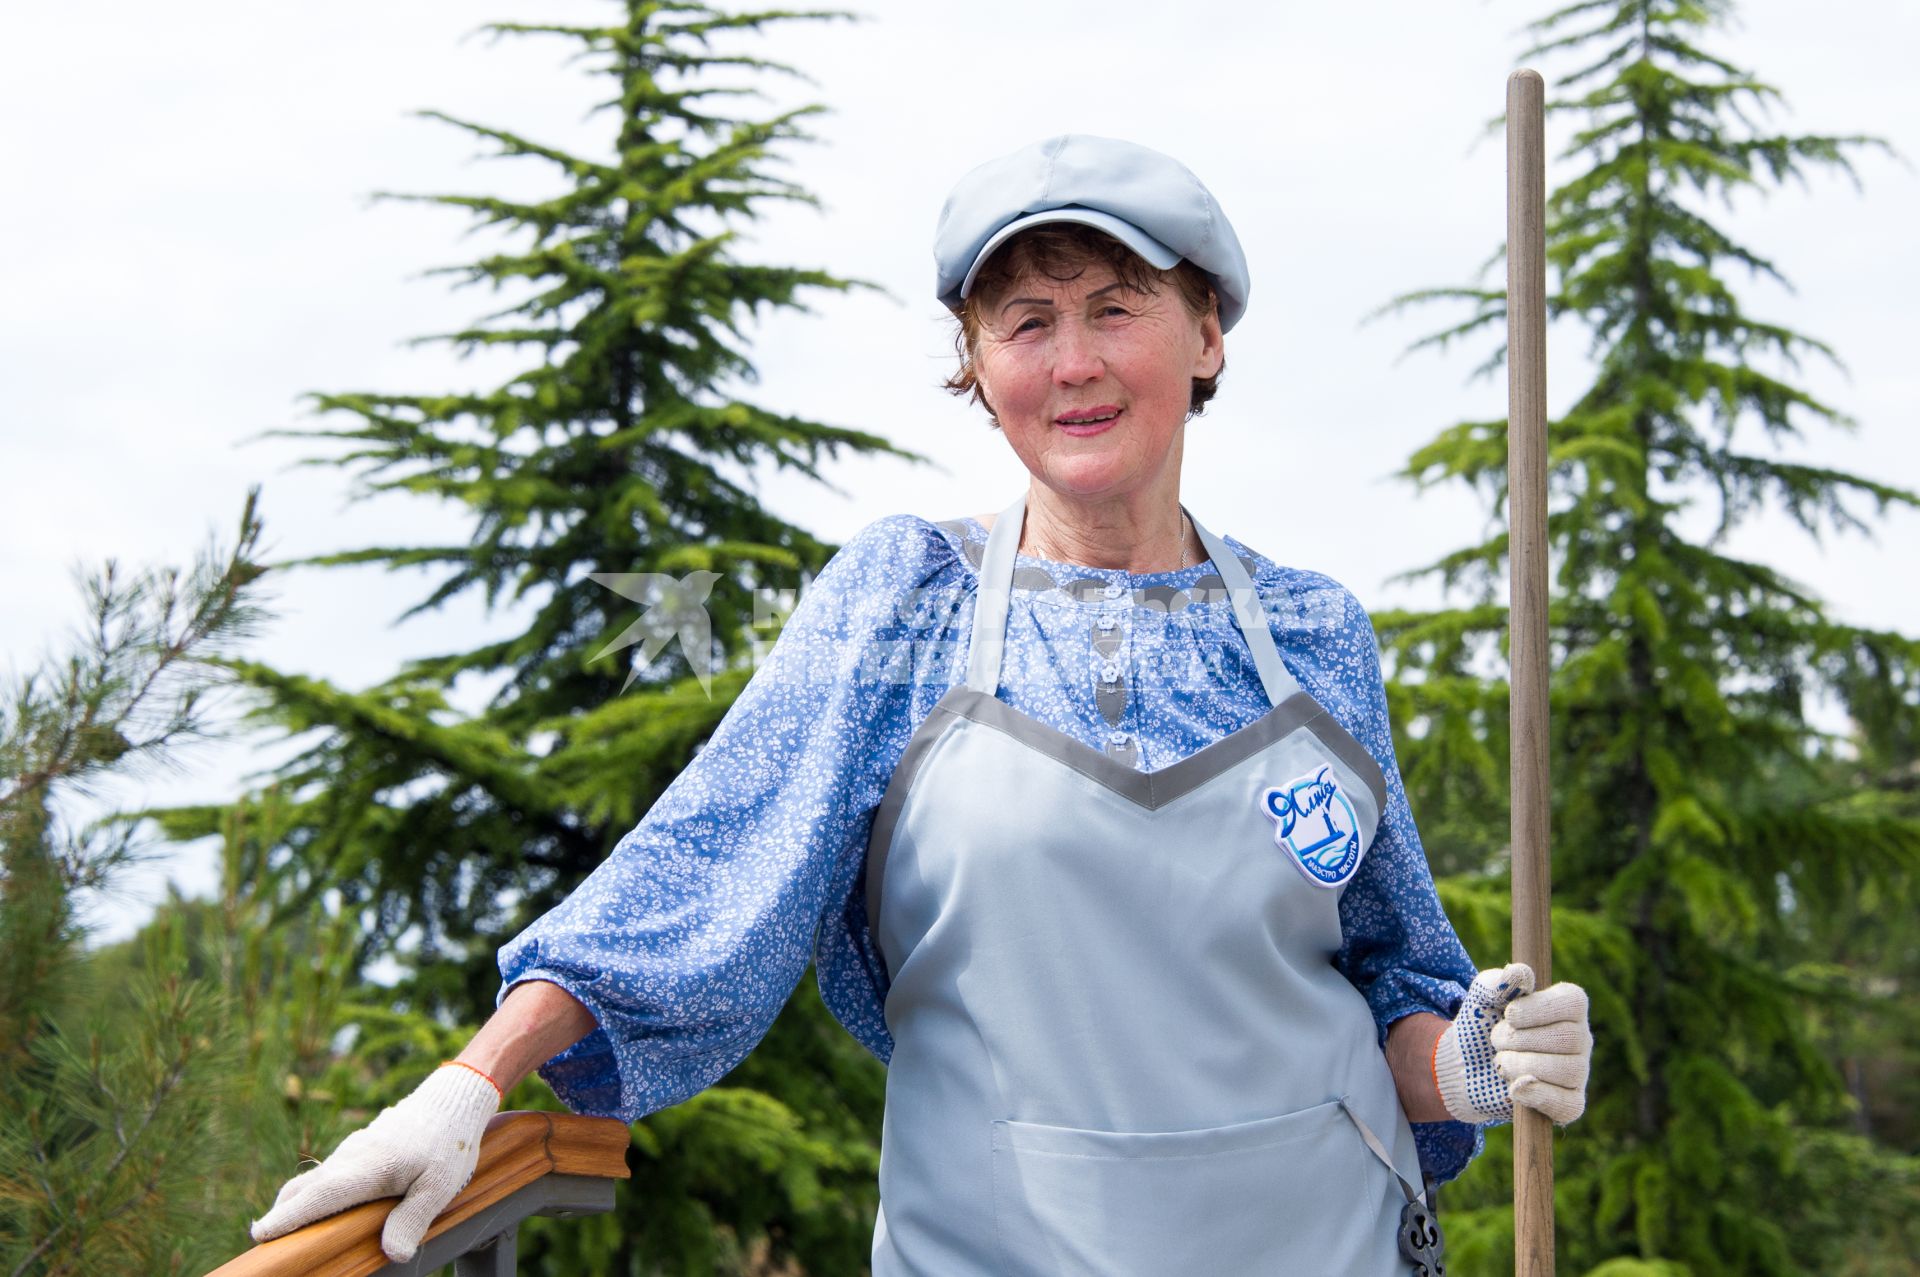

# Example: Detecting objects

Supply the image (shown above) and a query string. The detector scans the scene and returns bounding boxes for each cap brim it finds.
[959,207,1182,300]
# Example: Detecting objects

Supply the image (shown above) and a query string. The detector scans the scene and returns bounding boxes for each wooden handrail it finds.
[207,1111,632,1277]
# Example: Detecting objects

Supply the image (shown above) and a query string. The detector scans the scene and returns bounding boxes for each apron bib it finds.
[863,492,1429,1276]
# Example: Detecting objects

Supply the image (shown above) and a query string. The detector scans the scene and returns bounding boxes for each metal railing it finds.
[205,1111,631,1277]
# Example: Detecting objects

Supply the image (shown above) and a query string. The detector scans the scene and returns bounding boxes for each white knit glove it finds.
[250,1063,502,1262]
[1433,963,1591,1126]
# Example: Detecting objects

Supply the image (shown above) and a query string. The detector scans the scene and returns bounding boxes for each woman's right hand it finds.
[250,1063,504,1263]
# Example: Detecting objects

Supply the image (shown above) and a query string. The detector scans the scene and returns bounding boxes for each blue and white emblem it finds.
[1260,765,1363,888]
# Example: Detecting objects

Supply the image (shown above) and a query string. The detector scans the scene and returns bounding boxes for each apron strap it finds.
[1340,1097,1448,1274]
[966,493,1304,711]
[1185,508,1302,709]
[1337,1095,1427,1208]
[964,490,1027,694]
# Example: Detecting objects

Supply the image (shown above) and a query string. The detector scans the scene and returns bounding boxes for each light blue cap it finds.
[933,134,1250,333]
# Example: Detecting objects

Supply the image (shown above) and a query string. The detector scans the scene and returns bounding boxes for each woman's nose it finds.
[1050,318,1105,385]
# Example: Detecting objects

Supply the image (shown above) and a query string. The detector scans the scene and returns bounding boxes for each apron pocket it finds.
[989,1098,1382,1276]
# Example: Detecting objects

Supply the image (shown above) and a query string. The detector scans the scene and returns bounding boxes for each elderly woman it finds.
[252,135,1592,1274]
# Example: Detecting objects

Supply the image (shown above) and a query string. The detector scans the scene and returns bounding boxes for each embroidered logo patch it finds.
[1260,765,1363,887]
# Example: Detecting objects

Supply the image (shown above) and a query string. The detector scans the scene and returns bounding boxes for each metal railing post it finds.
[454,1225,517,1277]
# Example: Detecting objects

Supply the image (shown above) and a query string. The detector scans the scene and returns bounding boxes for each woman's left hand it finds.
[1433,963,1591,1126]
[1494,974,1591,1124]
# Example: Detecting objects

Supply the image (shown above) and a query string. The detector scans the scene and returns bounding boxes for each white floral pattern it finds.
[497,512,1485,1182]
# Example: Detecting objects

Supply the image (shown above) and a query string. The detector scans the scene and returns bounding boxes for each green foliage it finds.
[1379,1,1920,1271]
[156,4,921,1270]
[0,951,239,1277]
[217,0,922,984]
[0,498,480,1273]
[0,497,299,1275]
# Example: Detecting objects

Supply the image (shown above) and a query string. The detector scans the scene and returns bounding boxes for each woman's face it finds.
[971,258,1224,507]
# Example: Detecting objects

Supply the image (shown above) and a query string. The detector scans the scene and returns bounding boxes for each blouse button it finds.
[1100,661,1123,683]
[1102,581,1124,599]
[1096,614,1119,632]
[1107,729,1131,746]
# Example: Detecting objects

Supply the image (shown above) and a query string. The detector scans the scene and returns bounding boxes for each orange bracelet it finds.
[442,1059,505,1100]
[1429,1030,1443,1105]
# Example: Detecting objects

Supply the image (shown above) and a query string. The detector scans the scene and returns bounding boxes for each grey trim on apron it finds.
[863,502,1389,953]
[864,687,1388,948]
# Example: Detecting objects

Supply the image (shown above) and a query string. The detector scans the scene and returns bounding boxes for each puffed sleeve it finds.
[494,513,955,1122]
[1326,588,1485,1184]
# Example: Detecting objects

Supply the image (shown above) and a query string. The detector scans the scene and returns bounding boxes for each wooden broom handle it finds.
[1507,67,1555,1277]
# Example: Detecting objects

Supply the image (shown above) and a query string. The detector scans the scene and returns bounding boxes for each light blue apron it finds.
[861,492,1434,1275]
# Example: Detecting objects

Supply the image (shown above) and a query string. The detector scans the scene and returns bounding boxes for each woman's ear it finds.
[1194,301,1225,379]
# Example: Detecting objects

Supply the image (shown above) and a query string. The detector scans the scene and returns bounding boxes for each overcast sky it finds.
[5,0,1915,942]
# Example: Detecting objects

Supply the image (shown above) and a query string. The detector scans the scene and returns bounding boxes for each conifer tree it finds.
[0,496,300,1275]
[1374,1,1920,1269]
[160,5,916,1270]
[0,577,432,1275]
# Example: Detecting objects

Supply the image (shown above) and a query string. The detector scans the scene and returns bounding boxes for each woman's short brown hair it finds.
[942,222,1225,429]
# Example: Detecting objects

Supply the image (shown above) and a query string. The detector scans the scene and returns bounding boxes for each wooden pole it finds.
[1507,67,1555,1277]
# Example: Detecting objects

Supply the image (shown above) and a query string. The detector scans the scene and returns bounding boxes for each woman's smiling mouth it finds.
[1056,405,1122,435]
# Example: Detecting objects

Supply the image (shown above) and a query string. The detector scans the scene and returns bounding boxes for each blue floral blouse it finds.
[496,511,1485,1182]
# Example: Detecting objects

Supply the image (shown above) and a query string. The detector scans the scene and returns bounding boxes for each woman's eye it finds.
[1014,317,1043,333]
